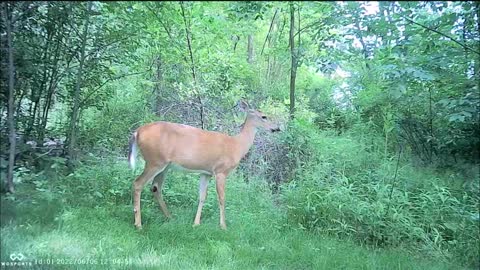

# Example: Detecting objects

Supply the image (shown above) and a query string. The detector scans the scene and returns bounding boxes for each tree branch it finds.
[293,20,324,38]
[147,4,189,64]
[403,16,480,56]
[146,4,173,40]
[79,71,147,107]
[84,36,131,61]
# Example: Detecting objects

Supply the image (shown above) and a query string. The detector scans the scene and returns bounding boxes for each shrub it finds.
[281,118,479,268]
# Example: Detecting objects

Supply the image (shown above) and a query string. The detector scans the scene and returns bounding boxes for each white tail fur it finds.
[128,132,138,170]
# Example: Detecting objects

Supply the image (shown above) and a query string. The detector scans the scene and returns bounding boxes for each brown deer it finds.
[128,101,280,230]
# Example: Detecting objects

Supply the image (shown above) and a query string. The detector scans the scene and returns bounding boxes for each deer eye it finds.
[261,116,267,119]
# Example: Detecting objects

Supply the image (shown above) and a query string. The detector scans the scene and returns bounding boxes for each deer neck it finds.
[234,116,257,159]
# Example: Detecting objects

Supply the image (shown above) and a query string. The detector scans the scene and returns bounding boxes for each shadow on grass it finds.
[1,192,64,229]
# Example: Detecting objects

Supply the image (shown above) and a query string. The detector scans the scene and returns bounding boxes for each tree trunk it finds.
[180,1,204,129]
[4,2,16,193]
[232,35,239,52]
[379,2,392,47]
[262,9,278,82]
[26,30,52,140]
[261,9,278,56]
[247,34,254,64]
[15,89,25,118]
[289,3,297,120]
[67,2,92,169]
[154,55,164,116]
[39,28,63,142]
[476,2,480,78]
[354,15,368,61]
[428,86,434,163]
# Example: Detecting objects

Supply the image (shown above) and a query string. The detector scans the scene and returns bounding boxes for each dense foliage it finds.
[1,1,479,269]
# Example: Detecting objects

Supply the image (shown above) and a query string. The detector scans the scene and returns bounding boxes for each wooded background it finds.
[1,2,479,269]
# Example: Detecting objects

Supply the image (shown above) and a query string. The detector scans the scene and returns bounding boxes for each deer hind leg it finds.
[152,168,172,219]
[193,174,211,226]
[133,162,166,229]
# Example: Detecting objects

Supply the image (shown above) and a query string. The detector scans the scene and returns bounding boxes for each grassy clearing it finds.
[0,162,469,270]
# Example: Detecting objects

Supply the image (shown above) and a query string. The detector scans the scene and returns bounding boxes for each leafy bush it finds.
[281,117,479,268]
[80,79,157,153]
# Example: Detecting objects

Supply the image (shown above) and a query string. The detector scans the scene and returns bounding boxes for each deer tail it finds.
[128,131,138,170]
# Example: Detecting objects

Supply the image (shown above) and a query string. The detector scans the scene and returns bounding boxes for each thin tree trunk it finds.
[39,29,63,141]
[247,34,254,64]
[261,8,278,56]
[476,2,480,78]
[42,30,75,138]
[289,3,297,120]
[4,2,16,193]
[266,57,271,83]
[67,2,92,169]
[354,15,368,60]
[428,86,433,163]
[27,30,52,139]
[232,35,239,52]
[297,4,300,45]
[35,29,55,135]
[15,89,25,118]
[154,55,164,116]
[268,14,286,82]
[180,1,204,129]
[297,4,302,67]
[26,82,44,139]
[379,2,392,47]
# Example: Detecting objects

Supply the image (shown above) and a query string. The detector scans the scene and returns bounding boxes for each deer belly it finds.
[169,162,213,176]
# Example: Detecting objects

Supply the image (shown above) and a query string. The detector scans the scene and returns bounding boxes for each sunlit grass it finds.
[1,168,468,270]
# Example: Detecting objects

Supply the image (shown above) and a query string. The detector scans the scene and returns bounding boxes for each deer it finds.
[128,100,281,230]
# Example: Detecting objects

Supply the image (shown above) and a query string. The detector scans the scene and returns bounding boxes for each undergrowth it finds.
[0,155,472,269]
[281,119,480,268]
[1,119,478,269]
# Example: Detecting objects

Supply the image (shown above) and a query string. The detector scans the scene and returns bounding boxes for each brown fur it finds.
[129,102,280,230]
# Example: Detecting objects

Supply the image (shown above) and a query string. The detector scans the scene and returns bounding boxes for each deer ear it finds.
[238,100,250,112]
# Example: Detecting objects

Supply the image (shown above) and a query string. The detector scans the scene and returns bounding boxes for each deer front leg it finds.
[193,174,210,226]
[215,173,227,230]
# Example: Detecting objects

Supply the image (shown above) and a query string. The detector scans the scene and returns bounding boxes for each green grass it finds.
[0,165,469,270]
